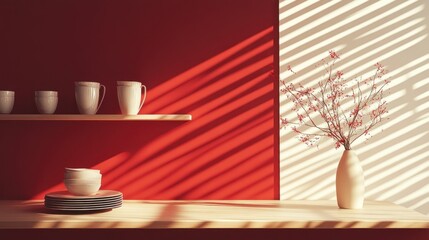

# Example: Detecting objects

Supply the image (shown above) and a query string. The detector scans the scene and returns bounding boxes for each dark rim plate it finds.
[45,200,122,206]
[45,190,122,200]
[45,200,122,207]
[45,196,122,203]
[44,204,122,211]
[45,201,122,207]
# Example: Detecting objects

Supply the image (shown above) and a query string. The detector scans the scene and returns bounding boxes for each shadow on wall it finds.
[279,0,429,214]
[102,26,276,199]
[26,27,276,200]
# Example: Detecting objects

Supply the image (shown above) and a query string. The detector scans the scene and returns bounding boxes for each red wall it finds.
[0,0,278,200]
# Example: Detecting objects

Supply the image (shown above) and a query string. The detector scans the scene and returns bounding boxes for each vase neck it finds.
[341,150,358,159]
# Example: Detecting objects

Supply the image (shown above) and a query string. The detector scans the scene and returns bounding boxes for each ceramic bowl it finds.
[64,175,102,184]
[35,91,58,114]
[0,91,15,114]
[65,168,100,172]
[35,91,57,97]
[64,171,101,179]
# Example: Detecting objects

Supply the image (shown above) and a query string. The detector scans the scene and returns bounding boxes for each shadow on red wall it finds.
[0,0,278,200]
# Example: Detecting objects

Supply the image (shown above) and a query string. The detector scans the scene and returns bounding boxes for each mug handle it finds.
[96,84,106,113]
[138,85,147,113]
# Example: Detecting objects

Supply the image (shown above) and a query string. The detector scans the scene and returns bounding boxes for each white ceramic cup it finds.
[64,168,101,179]
[0,90,14,114]
[35,91,58,114]
[64,176,102,184]
[64,167,102,195]
[65,167,101,172]
[75,82,105,114]
[117,81,147,115]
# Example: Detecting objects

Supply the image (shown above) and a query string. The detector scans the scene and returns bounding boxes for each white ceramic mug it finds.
[35,91,58,114]
[117,81,147,115]
[75,82,106,114]
[0,90,14,114]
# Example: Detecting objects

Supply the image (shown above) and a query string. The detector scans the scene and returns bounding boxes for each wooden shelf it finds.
[0,200,428,229]
[0,114,192,121]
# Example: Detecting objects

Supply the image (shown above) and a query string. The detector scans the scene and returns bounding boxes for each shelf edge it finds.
[0,114,192,121]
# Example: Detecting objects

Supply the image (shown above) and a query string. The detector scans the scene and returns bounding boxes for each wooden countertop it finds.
[0,200,428,229]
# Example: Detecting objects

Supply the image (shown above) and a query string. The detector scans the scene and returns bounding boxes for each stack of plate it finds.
[44,190,122,211]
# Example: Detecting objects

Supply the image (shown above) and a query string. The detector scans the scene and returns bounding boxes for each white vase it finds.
[336,150,365,209]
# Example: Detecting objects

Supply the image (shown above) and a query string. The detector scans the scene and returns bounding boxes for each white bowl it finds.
[65,171,101,179]
[35,91,58,97]
[0,96,14,114]
[0,90,14,97]
[65,168,100,172]
[35,95,58,114]
[64,176,101,184]
[65,183,101,196]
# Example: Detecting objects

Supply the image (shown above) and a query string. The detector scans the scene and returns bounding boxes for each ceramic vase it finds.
[336,150,364,209]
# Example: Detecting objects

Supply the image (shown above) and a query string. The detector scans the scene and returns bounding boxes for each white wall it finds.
[279,0,429,215]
